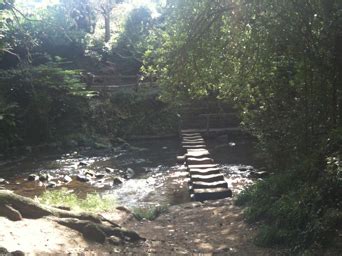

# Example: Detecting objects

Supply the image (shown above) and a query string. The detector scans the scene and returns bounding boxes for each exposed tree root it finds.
[0,190,144,244]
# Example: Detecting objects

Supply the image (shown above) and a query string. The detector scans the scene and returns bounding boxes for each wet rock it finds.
[105,167,115,173]
[95,173,106,179]
[238,166,249,172]
[47,181,57,188]
[113,177,124,185]
[125,168,135,179]
[39,173,52,182]
[76,175,90,182]
[62,175,72,183]
[78,161,88,167]
[0,178,5,183]
[85,170,96,177]
[27,174,39,181]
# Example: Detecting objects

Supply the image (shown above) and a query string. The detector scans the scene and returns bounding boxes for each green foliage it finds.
[236,158,341,252]
[38,188,116,213]
[132,204,168,221]
[0,63,92,152]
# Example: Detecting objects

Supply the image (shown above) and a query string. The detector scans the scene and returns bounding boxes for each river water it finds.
[0,135,260,209]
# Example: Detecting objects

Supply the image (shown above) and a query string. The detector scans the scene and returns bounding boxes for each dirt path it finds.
[121,199,280,255]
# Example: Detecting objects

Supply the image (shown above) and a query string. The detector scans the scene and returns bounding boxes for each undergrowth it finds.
[38,188,116,213]
[236,157,341,254]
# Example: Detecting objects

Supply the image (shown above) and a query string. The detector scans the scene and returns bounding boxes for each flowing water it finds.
[0,135,261,209]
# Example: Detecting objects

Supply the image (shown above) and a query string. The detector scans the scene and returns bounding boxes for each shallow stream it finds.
[0,135,261,209]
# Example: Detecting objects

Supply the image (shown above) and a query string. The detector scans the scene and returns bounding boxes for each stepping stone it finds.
[189,168,221,175]
[188,164,219,169]
[182,139,205,144]
[182,144,206,149]
[189,180,228,190]
[186,151,210,158]
[182,140,205,145]
[187,157,214,165]
[191,173,225,183]
[182,135,203,140]
[187,148,208,152]
[191,187,232,201]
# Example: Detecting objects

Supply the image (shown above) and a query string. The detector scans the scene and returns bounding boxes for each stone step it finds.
[187,157,214,165]
[187,148,208,152]
[182,144,206,149]
[191,173,225,183]
[191,188,232,201]
[182,135,203,140]
[186,151,210,158]
[182,140,205,145]
[189,168,221,175]
[189,180,228,190]
[187,164,219,169]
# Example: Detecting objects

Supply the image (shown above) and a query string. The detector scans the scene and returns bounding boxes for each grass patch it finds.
[38,188,116,213]
[133,205,168,221]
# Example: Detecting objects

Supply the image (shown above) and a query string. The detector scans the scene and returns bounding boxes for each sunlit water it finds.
[0,135,261,208]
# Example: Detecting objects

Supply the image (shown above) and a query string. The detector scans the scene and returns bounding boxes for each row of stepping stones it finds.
[178,131,232,201]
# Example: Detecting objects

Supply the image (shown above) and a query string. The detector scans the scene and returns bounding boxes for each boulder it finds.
[27,174,39,181]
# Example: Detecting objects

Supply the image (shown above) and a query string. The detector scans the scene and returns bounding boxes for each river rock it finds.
[63,175,72,183]
[39,173,52,182]
[95,173,106,179]
[105,167,115,173]
[47,181,57,188]
[27,174,39,181]
[125,168,135,179]
[85,170,96,177]
[113,177,124,185]
[78,161,88,167]
[76,175,90,182]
